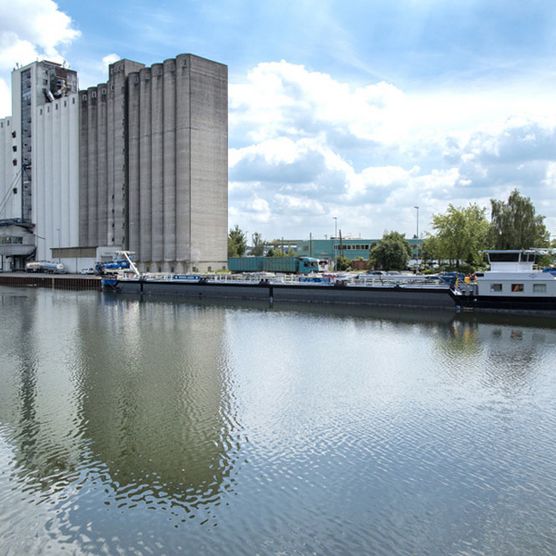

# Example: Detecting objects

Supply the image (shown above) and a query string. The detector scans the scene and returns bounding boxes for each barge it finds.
[101,250,556,316]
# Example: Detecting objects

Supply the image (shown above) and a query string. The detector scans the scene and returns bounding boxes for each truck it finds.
[25,261,66,273]
[228,256,321,274]
[95,258,131,276]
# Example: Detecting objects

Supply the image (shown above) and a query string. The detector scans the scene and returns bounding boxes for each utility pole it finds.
[414,206,420,271]
[338,229,343,270]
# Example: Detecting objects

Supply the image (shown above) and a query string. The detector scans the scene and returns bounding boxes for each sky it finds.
[1,0,556,241]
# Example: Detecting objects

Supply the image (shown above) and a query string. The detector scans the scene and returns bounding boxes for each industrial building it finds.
[1,54,228,273]
[0,60,79,271]
[269,237,423,264]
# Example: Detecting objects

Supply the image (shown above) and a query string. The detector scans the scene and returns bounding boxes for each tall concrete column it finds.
[127,72,141,258]
[86,87,98,246]
[139,68,152,267]
[45,104,54,258]
[60,99,69,246]
[163,59,176,271]
[189,57,228,271]
[68,96,79,246]
[35,108,45,259]
[151,63,164,269]
[97,86,108,246]
[106,81,115,244]
[79,93,89,246]
[175,54,191,272]
[112,71,127,248]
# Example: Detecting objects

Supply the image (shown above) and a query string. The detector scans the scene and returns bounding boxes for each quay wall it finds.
[0,274,101,291]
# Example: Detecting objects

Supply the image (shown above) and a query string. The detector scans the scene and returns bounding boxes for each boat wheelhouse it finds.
[474,250,556,297]
[455,250,556,314]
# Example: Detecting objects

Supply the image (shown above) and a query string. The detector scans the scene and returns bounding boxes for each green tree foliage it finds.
[489,189,550,249]
[369,231,411,270]
[266,240,296,257]
[228,225,247,257]
[421,235,441,267]
[335,255,351,271]
[266,247,287,257]
[430,204,489,268]
[251,232,265,256]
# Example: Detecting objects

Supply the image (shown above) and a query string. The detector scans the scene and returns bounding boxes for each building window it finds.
[490,283,503,292]
[533,283,547,293]
[511,283,524,292]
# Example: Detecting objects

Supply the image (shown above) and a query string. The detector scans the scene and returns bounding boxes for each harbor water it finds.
[0,287,555,555]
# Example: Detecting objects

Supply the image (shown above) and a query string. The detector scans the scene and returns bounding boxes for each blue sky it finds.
[1,0,556,240]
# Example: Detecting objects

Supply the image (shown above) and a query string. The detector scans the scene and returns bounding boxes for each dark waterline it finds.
[0,288,555,555]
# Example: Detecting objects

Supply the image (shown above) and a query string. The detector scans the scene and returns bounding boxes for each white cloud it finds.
[0,0,79,66]
[230,61,410,146]
[0,78,9,118]
[0,0,79,115]
[229,60,556,239]
[102,53,120,70]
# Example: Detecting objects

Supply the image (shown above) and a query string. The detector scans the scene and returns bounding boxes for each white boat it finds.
[454,250,556,314]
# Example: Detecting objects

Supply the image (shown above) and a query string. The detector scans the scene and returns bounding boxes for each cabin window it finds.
[533,283,547,293]
[489,252,520,262]
[511,283,524,292]
[490,283,503,292]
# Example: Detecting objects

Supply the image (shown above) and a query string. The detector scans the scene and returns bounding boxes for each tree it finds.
[335,255,351,271]
[228,225,247,257]
[251,232,265,256]
[489,189,550,249]
[431,204,489,268]
[369,231,411,270]
[266,240,295,257]
[421,235,442,267]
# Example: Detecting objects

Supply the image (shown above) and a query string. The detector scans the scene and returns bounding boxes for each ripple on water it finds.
[0,291,555,554]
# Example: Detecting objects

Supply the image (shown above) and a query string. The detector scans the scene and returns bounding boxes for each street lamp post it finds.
[333,216,338,270]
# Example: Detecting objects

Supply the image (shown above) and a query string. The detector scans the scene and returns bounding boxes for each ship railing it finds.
[351,275,450,288]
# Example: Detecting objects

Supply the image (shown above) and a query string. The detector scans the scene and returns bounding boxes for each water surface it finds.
[0,288,555,554]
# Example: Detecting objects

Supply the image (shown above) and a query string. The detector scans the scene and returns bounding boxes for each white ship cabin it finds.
[475,250,556,297]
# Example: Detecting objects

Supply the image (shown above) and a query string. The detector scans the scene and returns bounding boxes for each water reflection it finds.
[76,296,239,509]
[0,289,555,555]
[0,290,241,553]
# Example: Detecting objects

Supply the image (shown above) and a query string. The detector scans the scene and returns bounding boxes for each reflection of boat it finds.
[453,250,556,314]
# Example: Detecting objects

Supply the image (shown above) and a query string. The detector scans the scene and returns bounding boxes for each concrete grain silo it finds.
[77,54,227,273]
